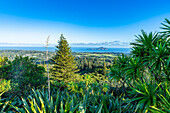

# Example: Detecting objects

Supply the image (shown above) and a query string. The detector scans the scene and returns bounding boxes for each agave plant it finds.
[12,88,114,113]
[13,89,80,113]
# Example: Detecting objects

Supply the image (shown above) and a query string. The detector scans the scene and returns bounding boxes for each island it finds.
[87,47,108,50]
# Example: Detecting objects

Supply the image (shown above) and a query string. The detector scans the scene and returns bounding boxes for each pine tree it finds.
[103,58,107,75]
[88,61,92,70]
[50,34,77,83]
[84,58,88,70]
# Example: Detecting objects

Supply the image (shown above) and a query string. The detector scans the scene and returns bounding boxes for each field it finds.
[0,50,120,63]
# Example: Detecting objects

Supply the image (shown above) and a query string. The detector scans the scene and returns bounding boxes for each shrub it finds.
[0,79,11,93]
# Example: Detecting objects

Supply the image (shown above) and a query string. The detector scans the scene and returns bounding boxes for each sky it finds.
[0,0,170,47]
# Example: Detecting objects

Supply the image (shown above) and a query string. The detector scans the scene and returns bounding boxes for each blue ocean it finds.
[0,47,131,53]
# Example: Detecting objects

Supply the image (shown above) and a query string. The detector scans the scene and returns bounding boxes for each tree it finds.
[130,30,164,82]
[50,34,77,83]
[84,57,88,70]
[103,59,107,75]
[126,57,144,82]
[88,61,92,70]
[0,56,11,79]
[10,56,46,90]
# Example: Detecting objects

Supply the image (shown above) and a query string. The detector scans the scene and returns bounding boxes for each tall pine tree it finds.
[50,34,77,83]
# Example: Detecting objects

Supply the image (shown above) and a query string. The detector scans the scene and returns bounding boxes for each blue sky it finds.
[0,0,170,47]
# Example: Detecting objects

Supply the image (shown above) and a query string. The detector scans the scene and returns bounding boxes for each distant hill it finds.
[87,47,108,50]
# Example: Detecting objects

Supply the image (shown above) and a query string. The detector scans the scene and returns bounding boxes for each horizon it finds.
[0,40,131,48]
[0,0,170,47]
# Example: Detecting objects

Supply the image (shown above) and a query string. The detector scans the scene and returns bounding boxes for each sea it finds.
[0,47,131,53]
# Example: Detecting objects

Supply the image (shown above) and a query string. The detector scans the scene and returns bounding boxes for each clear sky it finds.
[0,0,170,46]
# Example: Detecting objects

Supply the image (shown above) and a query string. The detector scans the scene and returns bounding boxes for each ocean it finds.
[0,47,131,53]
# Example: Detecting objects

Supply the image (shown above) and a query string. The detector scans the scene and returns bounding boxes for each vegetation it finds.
[50,34,78,84]
[0,18,169,112]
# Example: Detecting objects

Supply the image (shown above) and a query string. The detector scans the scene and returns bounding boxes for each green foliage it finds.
[11,88,133,113]
[0,18,169,112]
[148,42,169,75]
[102,59,107,75]
[149,89,170,113]
[160,18,170,37]
[109,54,130,94]
[67,74,109,95]
[17,89,80,113]
[10,56,46,91]
[0,56,8,67]
[126,57,144,81]
[50,34,78,84]
[0,56,46,94]
[109,18,170,112]
[131,30,161,55]
[75,56,111,75]
[0,79,11,93]
[0,56,11,79]
[129,79,161,112]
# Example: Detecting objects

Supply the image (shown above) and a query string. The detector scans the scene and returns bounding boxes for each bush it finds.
[0,79,11,93]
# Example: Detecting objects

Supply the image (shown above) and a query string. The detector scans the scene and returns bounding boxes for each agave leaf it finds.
[22,97,32,112]
[50,96,53,113]
[39,96,46,113]
[34,98,42,113]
